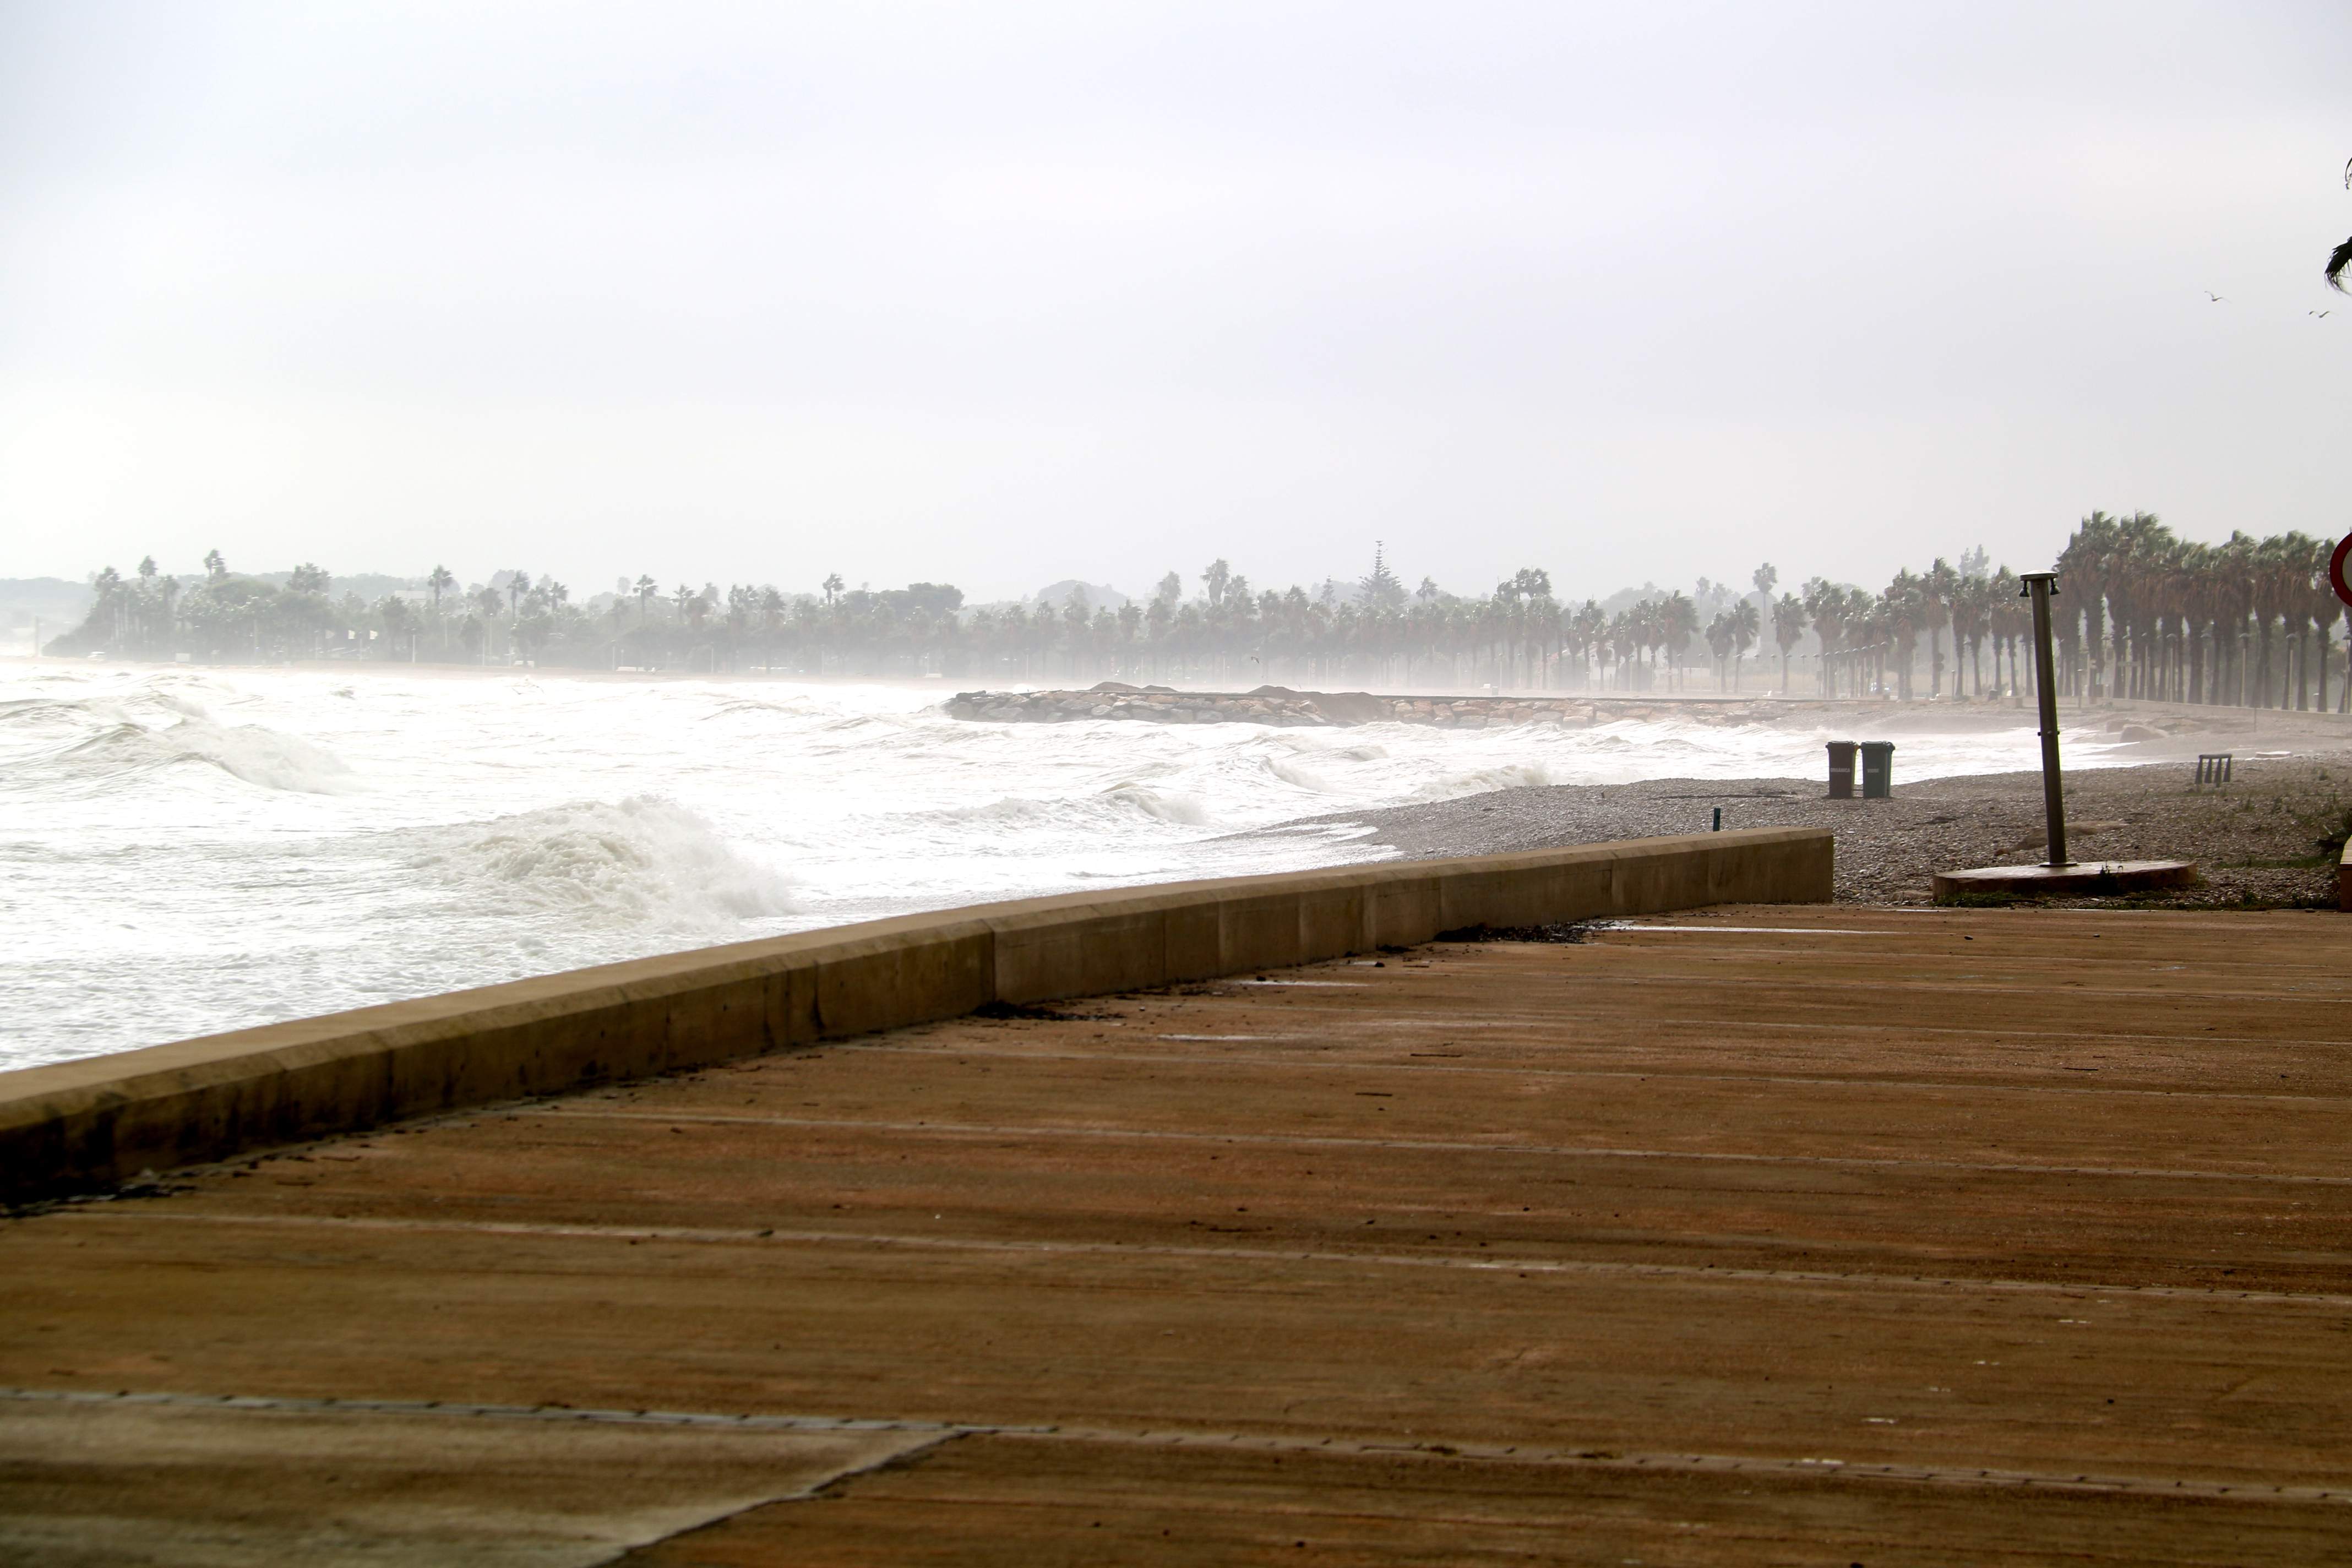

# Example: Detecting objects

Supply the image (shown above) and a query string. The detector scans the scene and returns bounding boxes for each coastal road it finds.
[3,906,2348,1563]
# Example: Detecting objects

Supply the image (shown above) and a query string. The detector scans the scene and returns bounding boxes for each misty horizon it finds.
[5,3,2349,598]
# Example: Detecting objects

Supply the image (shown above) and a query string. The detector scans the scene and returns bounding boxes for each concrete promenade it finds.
[3,905,2347,1564]
[0,830,1828,1202]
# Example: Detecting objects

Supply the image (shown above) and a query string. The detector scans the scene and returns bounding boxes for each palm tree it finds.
[1202,559,1234,610]
[1705,613,1734,688]
[1728,599,1759,690]
[1802,579,1843,695]
[634,575,657,624]
[2251,536,2295,708]
[2224,538,2259,704]
[822,574,844,608]
[470,585,502,662]
[1771,592,1804,693]
[2058,511,2121,700]
[2108,512,2171,700]
[1852,591,1890,695]
[427,565,455,619]
[1660,592,1698,689]
[1947,573,1986,696]
[157,571,181,651]
[2301,540,2339,713]
[1986,567,2023,699]
[379,595,417,659]
[1921,558,1958,696]
[91,565,125,647]
[1883,570,1924,699]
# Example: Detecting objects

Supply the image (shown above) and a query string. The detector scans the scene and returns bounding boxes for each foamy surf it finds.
[0,665,2150,1071]
[0,688,360,796]
[405,797,796,931]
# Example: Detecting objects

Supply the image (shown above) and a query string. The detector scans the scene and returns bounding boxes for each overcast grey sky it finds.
[1,1,2346,602]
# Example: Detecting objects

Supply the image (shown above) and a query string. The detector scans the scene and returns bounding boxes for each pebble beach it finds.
[1271,717,2352,909]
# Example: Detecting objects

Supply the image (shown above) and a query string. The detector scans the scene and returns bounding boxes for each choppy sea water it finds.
[1,666,2137,1071]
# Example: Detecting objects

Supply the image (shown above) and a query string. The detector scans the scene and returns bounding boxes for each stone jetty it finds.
[947,682,1830,728]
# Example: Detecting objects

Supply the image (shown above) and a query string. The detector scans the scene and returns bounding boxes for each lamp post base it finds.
[1931,860,2197,903]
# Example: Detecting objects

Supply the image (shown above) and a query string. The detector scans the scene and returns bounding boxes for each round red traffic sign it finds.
[2333,532,2352,611]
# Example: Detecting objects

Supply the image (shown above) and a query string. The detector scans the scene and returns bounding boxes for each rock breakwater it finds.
[946,683,1826,728]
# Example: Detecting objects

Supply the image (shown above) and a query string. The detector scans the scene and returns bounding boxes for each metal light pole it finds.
[2018,572,2070,868]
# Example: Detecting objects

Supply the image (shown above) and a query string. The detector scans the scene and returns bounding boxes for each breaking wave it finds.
[1404,762,1559,802]
[925,783,1213,832]
[1099,783,1210,825]
[403,796,796,931]
[48,717,359,794]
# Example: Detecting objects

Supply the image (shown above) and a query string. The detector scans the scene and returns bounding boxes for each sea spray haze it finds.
[0,665,2135,1071]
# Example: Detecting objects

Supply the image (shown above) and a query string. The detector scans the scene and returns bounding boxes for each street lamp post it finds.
[2019,572,2071,868]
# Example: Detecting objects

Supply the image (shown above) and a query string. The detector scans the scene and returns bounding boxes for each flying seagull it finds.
[2203,290,2226,302]
[2312,310,2333,318]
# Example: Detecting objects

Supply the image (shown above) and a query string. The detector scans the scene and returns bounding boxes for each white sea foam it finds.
[1100,783,1210,825]
[148,718,359,793]
[406,797,794,930]
[0,665,2155,1071]
[2,704,358,795]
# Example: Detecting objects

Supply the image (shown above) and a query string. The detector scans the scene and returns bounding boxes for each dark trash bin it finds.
[1825,741,1857,799]
[1860,741,1895,799]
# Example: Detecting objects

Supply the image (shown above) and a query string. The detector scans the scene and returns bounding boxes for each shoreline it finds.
[1255,753,2352,908]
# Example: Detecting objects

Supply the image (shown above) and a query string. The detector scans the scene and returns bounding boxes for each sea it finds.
[0,665,2139,1072]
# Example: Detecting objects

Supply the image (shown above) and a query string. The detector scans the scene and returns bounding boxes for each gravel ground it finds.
[1275,753,2352,908]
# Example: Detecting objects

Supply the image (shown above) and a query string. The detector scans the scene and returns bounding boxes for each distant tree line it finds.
[40,515,2352,709]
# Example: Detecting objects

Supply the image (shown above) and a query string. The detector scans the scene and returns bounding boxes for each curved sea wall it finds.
[948,686,1858,728]
[0,827,1831,1202]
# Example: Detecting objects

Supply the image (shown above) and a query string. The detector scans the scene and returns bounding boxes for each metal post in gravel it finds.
[2019,571,2071,868]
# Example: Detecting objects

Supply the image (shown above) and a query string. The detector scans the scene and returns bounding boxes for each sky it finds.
[1,0,2347,605]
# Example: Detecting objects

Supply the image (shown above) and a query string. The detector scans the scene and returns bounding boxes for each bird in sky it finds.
[2312,310,2333,318]
[2204,290,2226,302]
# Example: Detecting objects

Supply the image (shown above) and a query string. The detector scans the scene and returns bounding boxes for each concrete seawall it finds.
[0,828,1830,1202]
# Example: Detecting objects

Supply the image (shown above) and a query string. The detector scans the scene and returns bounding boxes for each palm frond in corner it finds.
[2330,234,2352,293]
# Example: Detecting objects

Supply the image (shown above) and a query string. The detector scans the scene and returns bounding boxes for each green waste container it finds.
[1825,741,1857,799]
[1860,741,1895,799]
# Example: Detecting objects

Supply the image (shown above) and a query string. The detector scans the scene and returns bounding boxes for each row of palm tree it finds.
[2051,512,2349,712]
[42,522,2351,709]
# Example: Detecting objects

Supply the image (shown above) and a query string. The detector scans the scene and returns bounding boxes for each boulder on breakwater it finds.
[944,686,1809,728]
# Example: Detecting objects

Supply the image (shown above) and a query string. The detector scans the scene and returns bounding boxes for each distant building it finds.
[1032,580,1133,614]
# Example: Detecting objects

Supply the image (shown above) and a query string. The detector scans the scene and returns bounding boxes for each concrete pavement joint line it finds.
[104,1211,2352,1310]
[0,1386,981,1436]
[834,1043,2347,1105]
[1115,1006,2348,1053]
[1,1389,2338,1507]
[541,1109,2352,1188]
[1593,975,2352,1005]
[1592,925,1893,934]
